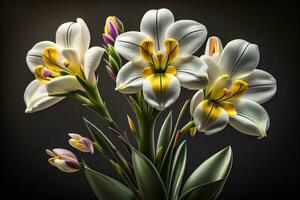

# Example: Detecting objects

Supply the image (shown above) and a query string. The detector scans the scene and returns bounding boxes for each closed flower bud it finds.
[68,133,94,154]
[46,148,80,173]
[103,16,124,45]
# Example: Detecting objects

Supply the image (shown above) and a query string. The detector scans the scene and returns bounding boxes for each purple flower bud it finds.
[103,34,115,45]
[105,65,116,81]
[114,16,124,32]
[108,21,119,40]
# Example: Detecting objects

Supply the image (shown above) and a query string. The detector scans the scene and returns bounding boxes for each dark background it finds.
[1,0,299,199]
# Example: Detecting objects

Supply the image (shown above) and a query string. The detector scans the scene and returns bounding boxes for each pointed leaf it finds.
[180,146,233,199]
[132,149,167,200]
[84,165,135,200]
[169,141,187,200]
[157,112,173,154]
[179,179,225,200]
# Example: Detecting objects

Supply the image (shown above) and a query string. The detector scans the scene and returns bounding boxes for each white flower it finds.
[24,18,105,113]
[68,133,94,153]
[190,37,277,137]
[114,8,208,110]
[46,148,80,173]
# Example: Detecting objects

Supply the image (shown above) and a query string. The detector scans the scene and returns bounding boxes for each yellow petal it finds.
[140,39,155,62]
[142,66,155,78]
[43,47,61,72]
[164,38,179,62]
[225,80,248,101]
[147,73,172,96]
[201,100,224,125]
[165,65,177,76]
[208,74,230,100]
[207,36,221,56]
[218,101,237,116]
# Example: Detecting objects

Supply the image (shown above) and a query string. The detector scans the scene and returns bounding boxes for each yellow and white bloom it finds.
[68,133,94,153]
[46,148,80,173]
[114,8,208,110]
[190,37,277,137]
[24,18,105,113]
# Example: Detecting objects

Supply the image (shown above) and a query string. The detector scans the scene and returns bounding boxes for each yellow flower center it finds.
[203,74,248,116]
[140,38,179,76]
[34,47,83,83]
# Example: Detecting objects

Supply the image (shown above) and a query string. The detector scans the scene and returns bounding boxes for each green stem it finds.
[180,121,195,134]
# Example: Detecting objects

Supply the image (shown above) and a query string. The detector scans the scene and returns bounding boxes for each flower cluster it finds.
[24,8,277,200]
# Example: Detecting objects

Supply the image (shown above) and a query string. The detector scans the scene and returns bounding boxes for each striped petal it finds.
[24,80,63,113]
[229,99,269,138]
[83,46,105,85]
[143,73,180,110]
[167,20,207,57]
[115,61,145,94]
[46,75,82,94]
[56,18,90,61]
[218,39,260,80]
[173,56,208,90]
[115,31,149,61]
[241,69,277,104]
[26,41,58,72]
[193,100,229,135]
[140,8,174,51]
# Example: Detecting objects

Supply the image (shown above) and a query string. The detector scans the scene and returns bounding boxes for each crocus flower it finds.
[114,8,208,110]
[103,16,124,45]
[68,133,94,154]
[190,37,277,137]
[46,148,80,173]
[24,18,105,113]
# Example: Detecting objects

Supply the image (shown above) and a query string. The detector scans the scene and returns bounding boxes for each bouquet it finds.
[24,8,277,200]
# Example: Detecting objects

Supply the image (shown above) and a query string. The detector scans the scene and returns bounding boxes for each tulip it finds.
[46,148,80,173]
[68,133,94,154]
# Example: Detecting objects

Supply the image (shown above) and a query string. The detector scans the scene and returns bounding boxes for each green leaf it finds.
[179,146,233,200]
[169,141,187,200]
[83,117,117,154]
[179,179,225,200]
[156,112,173,156]
[84,165,135,200]
[132,149,167,200]
[108,45,122,67]
[109,55,120,72]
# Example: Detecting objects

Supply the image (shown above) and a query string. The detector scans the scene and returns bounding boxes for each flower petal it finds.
[218,39,259,80]
[200,55,220,84]
[53,148,78,160]
[54,159,79,173]
[115,61,144,94]
[61,48,82,75]
[143,73,180,110]
[140,8,174,51]
[173,56,208,90]
[83,46,105,85]
[24,80,63,113]
[167,20,207,57]
[205,36,223,62]
[240,69,277,104]
[46,75,82,94]
[190,89,204,116]
[56,18,90,61]
[229,99,269,138]
[68,133,82,139]
[26,41,57,72]
[193,100,229,135]
[115,31,149,61]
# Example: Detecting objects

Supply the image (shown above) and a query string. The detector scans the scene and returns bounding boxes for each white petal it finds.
[173,56,208,90]
[204,36,223,62]
[140,8,174,51]
[26,41,57,72]
[241,69,277,104]
[218,39,260,80]
[47,75,82,94]
[24,80,63,113]
[200,55,220,84]
[83,47,105,85]
[115,31,149,61]
[115,61,144,94]
[190,90,204,116]
[143,74,180,110]
[54,159,79,173]
[56,18,90,61]
[167,20,207,57]
[229,99,269,137]
[193,101,229,135]
[53,148,78,160]
[61,48,81,67]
